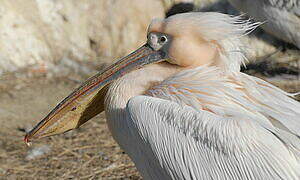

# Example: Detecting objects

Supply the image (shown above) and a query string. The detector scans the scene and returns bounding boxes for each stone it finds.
[0,0,165,73]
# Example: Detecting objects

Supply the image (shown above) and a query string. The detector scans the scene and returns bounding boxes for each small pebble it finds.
[26,145,51,160]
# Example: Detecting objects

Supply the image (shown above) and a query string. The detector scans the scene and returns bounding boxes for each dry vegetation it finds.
[0,74,142,179]
[1,116,141,179]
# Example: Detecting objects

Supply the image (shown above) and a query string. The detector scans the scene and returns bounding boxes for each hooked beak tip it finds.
[24,134,32,147]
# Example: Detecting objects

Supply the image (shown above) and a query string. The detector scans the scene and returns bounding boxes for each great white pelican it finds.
[25,12,300,180]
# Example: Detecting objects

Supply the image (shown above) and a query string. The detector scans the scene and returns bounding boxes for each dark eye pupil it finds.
[71,107,77,111]
[160,36,166,43]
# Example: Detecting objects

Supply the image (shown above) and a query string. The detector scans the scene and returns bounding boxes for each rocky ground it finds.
[0,1,299,179]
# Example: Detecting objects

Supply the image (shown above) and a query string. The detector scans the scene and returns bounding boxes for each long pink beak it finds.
[24,44,167,144]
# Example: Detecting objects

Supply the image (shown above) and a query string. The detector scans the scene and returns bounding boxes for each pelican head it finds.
[24,12,258,143]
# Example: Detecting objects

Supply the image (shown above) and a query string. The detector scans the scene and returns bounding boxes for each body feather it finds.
[147,66,300,137]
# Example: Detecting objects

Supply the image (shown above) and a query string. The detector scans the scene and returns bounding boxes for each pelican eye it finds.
[159,36,167,43]
[147,32,170,51]
[71,107,77,111]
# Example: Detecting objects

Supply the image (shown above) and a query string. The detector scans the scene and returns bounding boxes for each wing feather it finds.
[126,96,300,180]
[267,0,300,16]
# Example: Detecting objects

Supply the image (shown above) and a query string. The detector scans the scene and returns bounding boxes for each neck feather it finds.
[105,62,181,114]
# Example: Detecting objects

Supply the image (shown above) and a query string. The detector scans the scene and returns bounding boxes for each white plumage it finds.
[104,12,300,179]
[228,0,300,48]
[104,64,300,179]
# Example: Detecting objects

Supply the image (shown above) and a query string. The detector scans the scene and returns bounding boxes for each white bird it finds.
[25,12,300,179]
[228,0,300,48]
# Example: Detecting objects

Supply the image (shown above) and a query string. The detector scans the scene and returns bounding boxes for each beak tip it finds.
[24,134,32,147]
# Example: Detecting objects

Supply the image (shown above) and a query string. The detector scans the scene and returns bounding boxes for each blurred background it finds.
[0,0,299,179]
